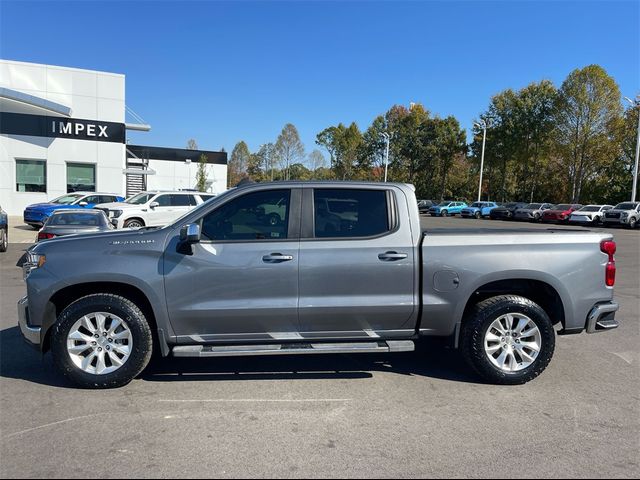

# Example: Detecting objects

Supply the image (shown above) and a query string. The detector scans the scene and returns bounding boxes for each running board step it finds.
[172,340,414,358]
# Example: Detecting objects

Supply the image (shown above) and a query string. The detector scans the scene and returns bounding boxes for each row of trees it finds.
[222,64,637,204]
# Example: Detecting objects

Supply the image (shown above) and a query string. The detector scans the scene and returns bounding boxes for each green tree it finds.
[554,65,622,202]
[195,154,209,192]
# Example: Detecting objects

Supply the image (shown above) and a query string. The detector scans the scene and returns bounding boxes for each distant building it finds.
[0,60,227,215]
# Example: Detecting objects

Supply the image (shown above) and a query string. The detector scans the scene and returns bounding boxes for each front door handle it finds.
[378,251,408,261]
[262,253,294,263]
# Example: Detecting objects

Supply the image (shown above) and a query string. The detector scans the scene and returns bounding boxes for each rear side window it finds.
[314,189,390,238]
[201,190,291,241]
[156,194,191,207]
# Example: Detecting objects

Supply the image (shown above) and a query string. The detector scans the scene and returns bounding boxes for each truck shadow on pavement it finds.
[0,326,482,388]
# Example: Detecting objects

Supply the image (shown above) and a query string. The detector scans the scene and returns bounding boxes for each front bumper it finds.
[586,302,619,334]
[17,296,41,348]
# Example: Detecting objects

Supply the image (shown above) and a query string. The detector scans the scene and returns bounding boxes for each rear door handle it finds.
[262,253,294,263]
[378,251,408,261]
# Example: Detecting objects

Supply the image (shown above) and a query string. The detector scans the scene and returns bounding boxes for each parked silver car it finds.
[36,209,113,242]
[603,202,640,228]
[513,203,555,222]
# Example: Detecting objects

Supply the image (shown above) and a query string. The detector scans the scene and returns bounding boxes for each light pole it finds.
[624,95,640,202]
[381,132,390,182]
[474,120,488,202]
[185,158,192,189]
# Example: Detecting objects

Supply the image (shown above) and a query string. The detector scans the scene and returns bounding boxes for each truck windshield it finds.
[51,194,84,205]
[125,193,155,205]
[614,203,637,210]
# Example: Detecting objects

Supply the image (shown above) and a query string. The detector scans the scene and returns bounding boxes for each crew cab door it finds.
[163,188,301,341]
[298,186,417,337]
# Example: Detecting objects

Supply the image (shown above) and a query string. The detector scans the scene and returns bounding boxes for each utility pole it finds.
[624,95,640,202]
[381,132,390,182]
[474,120,488,202]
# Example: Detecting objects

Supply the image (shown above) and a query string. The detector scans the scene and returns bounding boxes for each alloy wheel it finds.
[66,312,133,375]
[484,313,542,373]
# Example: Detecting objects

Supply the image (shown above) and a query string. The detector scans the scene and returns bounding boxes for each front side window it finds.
[201,190,291,241]
[67,163,96,193]
[314,189,389,238]
[16,159,46,192]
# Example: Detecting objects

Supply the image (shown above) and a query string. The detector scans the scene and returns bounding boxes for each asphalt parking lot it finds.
[0,216,638,478]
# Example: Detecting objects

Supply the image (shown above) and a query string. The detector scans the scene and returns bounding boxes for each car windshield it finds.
[614,203,637,210]
[46,211,108,227]
[554,204,572,210]
[470,202,483,208]
[505,203,518,208]
[437,202,451,206]
[125,193,155,205]
[579,206,601,212]
[51,194,84,205]
[525,203,542,209]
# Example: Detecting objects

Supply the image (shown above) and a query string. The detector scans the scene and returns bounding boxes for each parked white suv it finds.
[603,201,640,229]
[95,191,217,229]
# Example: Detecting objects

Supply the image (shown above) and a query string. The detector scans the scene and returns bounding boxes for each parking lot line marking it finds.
[158,399,351,403]
[4,413,109,439]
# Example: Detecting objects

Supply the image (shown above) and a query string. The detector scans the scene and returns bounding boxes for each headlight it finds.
[23,253,46,281]
[111,210,123,219]
[621,212,628,219]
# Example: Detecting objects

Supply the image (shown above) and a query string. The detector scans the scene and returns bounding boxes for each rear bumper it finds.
[17,296,41,349]
[586,302,619,334]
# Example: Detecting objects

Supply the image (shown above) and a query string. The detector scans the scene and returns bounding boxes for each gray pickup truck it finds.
[18,182,620,389]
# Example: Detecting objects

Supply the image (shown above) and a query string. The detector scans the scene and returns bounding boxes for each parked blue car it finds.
[460,201,499,219]
[23,192,125,229]
[428,201,468,217]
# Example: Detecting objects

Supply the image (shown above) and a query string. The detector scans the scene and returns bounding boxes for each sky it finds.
[1,0,639,160]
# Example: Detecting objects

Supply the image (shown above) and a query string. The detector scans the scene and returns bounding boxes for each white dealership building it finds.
[0,59,227,215]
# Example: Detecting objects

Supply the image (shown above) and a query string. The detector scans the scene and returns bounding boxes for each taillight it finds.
[37,232,55,240]
[600,240,616,287]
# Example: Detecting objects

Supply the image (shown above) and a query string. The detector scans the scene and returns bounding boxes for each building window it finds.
[67,163,96,192]
[16,159,47,192]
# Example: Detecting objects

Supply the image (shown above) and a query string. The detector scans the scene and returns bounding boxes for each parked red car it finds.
[542,204,583,223]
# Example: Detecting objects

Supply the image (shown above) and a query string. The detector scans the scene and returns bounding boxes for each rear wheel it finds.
[460,295,555,385]
[0,228,7,252]
[51,294,153,389]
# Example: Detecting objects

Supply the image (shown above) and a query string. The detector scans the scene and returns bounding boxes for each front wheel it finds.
[474,211,481,219]
[629,217,638,229]
[460,295,555,385]
[51,294,153,389]
[124,218,145,229]
[441,210,448,217]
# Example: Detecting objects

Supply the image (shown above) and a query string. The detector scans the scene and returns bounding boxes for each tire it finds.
[441,210,448,217]
[474,211,481,219]
[124,218,145,229]
[0,228,7,252]
[533,213,541,222]
[267,213,281,226]
[460,295,555,385]
[51,294,153,389]
[592,216,600,225]
[629,217,637,229]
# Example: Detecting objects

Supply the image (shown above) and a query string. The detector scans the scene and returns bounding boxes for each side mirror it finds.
[78,201,88,207]
[180,223,201,244]
[149,201,159,209]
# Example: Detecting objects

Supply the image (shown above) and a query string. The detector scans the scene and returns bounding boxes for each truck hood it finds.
[30,226,166,254]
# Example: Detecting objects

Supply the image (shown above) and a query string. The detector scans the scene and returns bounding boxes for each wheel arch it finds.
[454,277,567,347]
[43,281,166,355]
